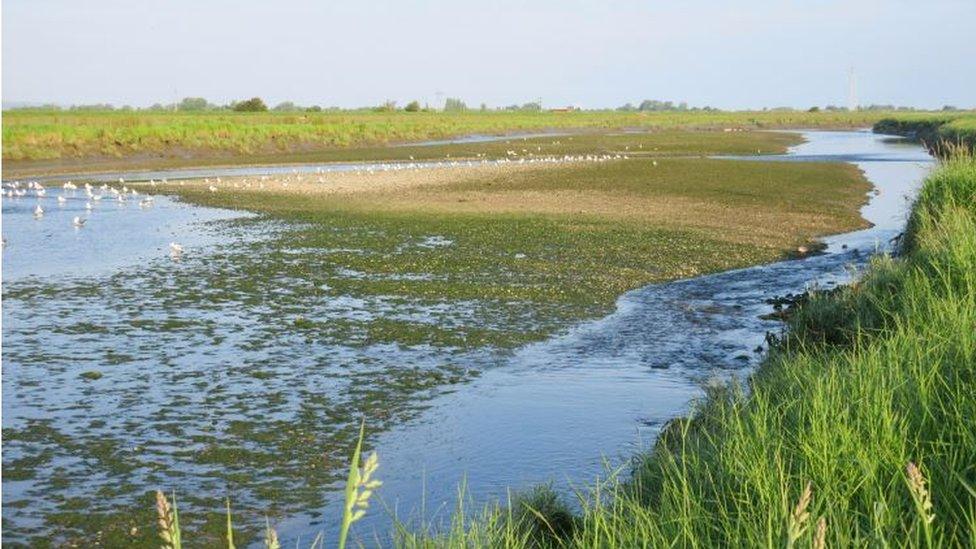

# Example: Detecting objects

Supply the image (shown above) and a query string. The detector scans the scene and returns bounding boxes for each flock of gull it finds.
[1,178,186,256]
[169,152,637,192]
[3,151,637,254]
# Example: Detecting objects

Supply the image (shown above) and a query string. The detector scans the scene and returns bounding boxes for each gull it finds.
[34,204,44,218]
[92,194,103,201]
[169,242,184,255]
[73,216,86,227]
[85,201,93,210]
[208,185,218,193]
[57,195,68,205]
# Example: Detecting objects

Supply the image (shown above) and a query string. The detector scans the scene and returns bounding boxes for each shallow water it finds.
[0,130,931,546]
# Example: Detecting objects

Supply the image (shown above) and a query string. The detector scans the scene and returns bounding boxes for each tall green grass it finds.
[396,156,976,546]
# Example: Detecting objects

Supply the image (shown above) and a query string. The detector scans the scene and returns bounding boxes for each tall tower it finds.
[848,67,858,111]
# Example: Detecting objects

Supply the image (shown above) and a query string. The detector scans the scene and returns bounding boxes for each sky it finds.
[3,0,975,110]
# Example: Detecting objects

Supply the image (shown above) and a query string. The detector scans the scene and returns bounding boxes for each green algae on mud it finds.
[151,155,872,333]
[1,234,486,545]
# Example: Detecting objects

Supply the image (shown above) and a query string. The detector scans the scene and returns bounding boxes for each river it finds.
[0,130,931,546]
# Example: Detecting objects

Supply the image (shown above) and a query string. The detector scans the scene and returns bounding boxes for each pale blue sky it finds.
[3,0,974,109]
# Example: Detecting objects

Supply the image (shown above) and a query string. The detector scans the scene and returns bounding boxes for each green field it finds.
[2,109,893,172]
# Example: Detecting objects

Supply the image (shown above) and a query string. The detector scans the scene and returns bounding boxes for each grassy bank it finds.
[874,112,976,154]
[394,156,976,547]
[2,109,891,173]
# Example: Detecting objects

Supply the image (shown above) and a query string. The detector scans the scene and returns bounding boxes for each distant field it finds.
[3,109,892,171]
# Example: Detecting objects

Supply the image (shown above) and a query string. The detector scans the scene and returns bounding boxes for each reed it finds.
[153,420,380,547]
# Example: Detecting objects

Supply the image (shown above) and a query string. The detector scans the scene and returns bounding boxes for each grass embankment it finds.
[2,109,891,175]
[397,157,976,547]
[142,131,870,341]
[874,112,976,154]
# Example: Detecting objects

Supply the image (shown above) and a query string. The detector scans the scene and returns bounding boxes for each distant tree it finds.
[70,103,116,111]
[480,103,488,112]
[617,103,637,112]
[404,100,421,112]
[305,105,323,112]
[638,100,672,111]
[232,97,269,112]
[373,100,397,112]
[520,101,541,111]
[942,105,959,111]
[808,106,821,112]
[178,97,210,111]
[444,97,467,112]
[272,101,299,112]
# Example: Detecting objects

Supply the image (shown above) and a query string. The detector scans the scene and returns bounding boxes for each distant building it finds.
[549,106,580,113]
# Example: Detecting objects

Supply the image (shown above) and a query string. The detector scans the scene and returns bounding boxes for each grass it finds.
[2,109,893,171]
[391,155,976,546]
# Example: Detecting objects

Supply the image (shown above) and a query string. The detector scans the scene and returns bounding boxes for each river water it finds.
[0,130,931,546]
